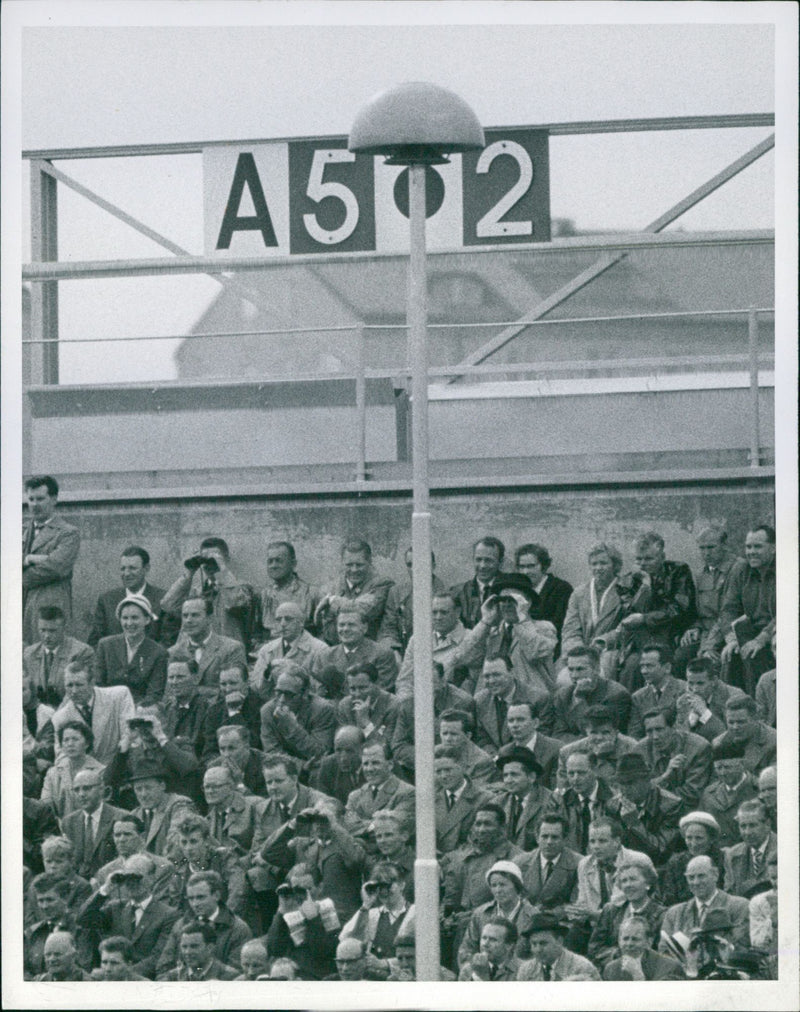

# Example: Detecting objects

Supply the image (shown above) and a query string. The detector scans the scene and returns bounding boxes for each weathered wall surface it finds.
[57,480,774,642]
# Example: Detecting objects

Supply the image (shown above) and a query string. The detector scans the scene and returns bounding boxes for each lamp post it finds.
[350,82,484,981]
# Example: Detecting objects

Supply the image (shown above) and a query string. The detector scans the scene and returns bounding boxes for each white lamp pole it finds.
[350,82,484,980]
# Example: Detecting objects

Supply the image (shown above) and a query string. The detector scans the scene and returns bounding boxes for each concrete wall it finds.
[58,480,773,643]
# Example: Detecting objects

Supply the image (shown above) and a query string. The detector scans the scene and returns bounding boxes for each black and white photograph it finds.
[2,2,797,1008]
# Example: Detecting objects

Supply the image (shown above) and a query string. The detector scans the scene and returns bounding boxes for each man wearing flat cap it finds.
[605,753,682,865]
[449,573,558,698]
[698,739,758,848]
[494,745,554,851]
[517,912,600,980]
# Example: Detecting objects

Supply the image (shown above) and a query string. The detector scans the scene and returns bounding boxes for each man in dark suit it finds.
[494,745,555,852]
[313,725,366,806]
[335,662,399,747]
[553,646,632,740]
[260,665,336,775]
[22,475,81,644]
[61,768,128,879]
[158,652,211,756]
[200,663,263,760]
[173,596,248,694]
[451,536,506,630]
[343,740,415,839]
[551,748,616,854]
[514,543,573,651]
[311,606,398,695]
[627,643,687,740]
[697,740,758,848]
[520,814,581,917]
[87,546,165,647]
[23,605,95,707]
[723,799,777,898]
[635,708,713,811]
[390,661,475,779]
[213,724,267,797]
[506,699,561,790]
[659,855,749,950]
[434,745,494,855]
[556,705,638,791]
[77,853,180,978]
[474,655,551,756]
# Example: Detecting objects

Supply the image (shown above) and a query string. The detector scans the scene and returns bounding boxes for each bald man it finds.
[251,601,328,699]
[659,855,749,950]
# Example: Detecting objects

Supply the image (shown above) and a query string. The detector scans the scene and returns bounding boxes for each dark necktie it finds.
[579,796,591,853]
[23,522,36,557]
[78,703,92,727]
[752,848,764,880]
[498,622,514,658]
[446,791,455,811]
[142,809,153,835]
[282,640,291,655]
[84,814,95,852]
[489,963,499,980]
[598,863,611,907]
[542,963,552,980]
[494,696,508,739]
[508,795,521,838]
[371,784,380,801]
[543,860,553,882]
[43,650,54,685]
[279,803,290,822]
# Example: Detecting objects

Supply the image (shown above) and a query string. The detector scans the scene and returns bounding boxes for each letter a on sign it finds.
[216,152,279,250]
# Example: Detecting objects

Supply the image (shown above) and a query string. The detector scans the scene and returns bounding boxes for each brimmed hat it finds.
[127,758,168,783]
[485,860,525,891]
[494,574,535,600]
[523,912,568,937]
[495,745,543,777]
[679,811,721,835]
[615,752,651,783]
[712,739,746,761]
[116,593,157,623]
[691,908,733,935]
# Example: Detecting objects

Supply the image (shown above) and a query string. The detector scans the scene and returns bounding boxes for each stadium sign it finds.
[203,128,550,256]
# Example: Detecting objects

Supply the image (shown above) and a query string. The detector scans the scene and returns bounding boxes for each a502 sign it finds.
[203,128,550,257]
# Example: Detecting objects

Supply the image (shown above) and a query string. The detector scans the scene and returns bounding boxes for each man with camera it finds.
[92,813,177,901]
[339,861,413,978]
[77,852,180,978]
[259,802,362,924]
[264,862,341,980]
[161,537,258,651]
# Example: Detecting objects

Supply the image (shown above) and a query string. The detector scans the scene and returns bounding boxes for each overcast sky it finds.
[8,3,788,381]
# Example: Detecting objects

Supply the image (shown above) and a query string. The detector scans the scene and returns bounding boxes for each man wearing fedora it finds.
[450,574,558,698]
[659,854,750,951]
[605,753,683,865]
[517,911,600,980]
[126,759,195,856]
[94,593,168,705]
[87,546,165,648]
[494,745,554,851]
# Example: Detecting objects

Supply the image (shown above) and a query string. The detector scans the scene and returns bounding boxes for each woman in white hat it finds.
[94,593,168,704]
[659,811,723,906]
[456,860,537,969]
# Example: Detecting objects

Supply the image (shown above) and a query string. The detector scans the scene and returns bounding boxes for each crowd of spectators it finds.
[21,474,779,982]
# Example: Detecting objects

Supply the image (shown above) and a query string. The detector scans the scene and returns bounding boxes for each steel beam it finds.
[444,134,775,382]
[29,160,59,384]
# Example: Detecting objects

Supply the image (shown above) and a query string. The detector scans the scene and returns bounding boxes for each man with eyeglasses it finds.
[259,665,336,772]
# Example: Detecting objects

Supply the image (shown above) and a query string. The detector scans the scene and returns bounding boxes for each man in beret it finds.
[605,753,682,865]
[517,912,600,980]
[494,745,554,851]
[697,739,758,849]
